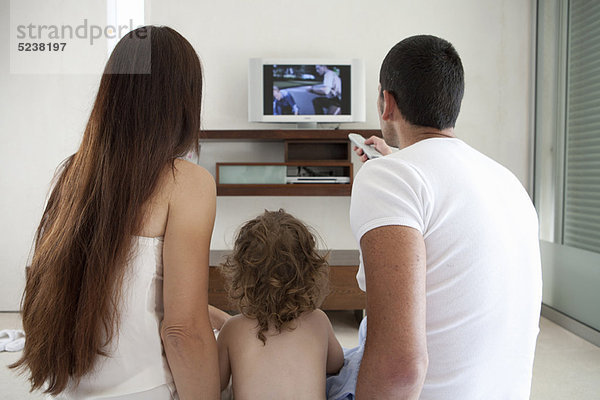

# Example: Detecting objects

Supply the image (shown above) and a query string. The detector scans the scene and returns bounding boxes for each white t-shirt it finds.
[322,70,342,99]
[350,137,542,399]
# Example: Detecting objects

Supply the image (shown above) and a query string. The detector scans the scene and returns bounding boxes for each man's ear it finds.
[381,90,397,121]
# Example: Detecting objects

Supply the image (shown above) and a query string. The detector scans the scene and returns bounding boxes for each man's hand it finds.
[353,136,394,162]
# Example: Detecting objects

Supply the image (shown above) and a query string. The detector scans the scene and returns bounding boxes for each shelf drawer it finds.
[218,164,287,184]
[216,162,353,196]
[285,140,350,162]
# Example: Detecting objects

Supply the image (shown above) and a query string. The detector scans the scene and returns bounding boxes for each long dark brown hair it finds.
[10,26,203,395]
[220,210,329,345]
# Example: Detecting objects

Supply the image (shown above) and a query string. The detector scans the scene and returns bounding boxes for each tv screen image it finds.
[264,64,351,116]
[249,58,365,124]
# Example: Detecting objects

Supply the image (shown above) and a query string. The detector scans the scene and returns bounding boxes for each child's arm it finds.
[209,305,231,331]
[216,318,233,391]
[326,324,345,374]
[321,311,345,374]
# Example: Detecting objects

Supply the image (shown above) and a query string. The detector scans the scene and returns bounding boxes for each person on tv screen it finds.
[308,65,342,115]
[273,86,299,115]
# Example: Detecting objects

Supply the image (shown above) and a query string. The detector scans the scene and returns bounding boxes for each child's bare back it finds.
[217,309,342,399]
[216,210,344,399]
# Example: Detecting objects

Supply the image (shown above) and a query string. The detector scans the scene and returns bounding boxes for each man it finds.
[308,65,342,115]
[349,35,542,399]
[273,86,299,115]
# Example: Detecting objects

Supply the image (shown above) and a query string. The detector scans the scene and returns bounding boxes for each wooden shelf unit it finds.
[215,182,352,196]
[202,129,381,196]
[199,129,381,141]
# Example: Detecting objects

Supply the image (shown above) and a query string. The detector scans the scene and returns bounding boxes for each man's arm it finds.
[355,225,428,399]
[308,72,333,95]
[307,85,330,95]
[286,94,300,115]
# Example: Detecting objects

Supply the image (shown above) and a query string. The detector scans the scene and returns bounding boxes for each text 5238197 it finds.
[17,42,67,52]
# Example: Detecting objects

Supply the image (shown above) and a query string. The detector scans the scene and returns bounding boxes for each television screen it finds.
[263,64,351,116]
[249,58,365,124]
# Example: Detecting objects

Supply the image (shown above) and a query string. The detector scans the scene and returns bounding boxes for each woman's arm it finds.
[161,161,219,400]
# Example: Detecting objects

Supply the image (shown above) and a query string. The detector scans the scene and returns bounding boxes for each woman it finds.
[10,26,219,399]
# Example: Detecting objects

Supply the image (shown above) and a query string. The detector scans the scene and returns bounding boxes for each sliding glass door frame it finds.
[534,0,600,334]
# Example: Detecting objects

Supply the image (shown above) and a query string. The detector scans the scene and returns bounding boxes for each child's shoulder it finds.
[298,309,332,330]
[300,308,327,321]
[218,314,251,345]
[220,310,331,338]
[221,313,253,331]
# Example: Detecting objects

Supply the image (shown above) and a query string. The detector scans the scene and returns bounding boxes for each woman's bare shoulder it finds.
[165,159,215,202]
[138,159,213,237]
[171,159,215,186]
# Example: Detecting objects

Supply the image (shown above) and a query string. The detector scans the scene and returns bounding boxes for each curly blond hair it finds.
[220,209,329,344]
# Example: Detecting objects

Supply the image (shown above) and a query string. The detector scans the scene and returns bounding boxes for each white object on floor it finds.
[0,329,25,352]
[5,336,25,352]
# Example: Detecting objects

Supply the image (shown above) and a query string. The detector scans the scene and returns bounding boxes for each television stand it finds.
[199,129,382,196]
[296,122,318,129]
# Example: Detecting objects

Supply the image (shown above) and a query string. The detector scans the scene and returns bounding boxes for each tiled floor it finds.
[1,311,599,399]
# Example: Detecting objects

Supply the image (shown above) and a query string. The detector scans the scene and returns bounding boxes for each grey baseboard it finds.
[541,304,600,347]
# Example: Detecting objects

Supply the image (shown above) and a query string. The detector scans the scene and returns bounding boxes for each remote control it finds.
[348,133,383,159]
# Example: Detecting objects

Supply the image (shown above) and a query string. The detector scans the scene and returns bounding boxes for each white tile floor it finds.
[1,311,599,399]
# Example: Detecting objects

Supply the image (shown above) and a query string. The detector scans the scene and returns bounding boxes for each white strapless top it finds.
[59,236,174,399]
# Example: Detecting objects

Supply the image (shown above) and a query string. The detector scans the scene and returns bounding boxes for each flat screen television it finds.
[248,58,365,125]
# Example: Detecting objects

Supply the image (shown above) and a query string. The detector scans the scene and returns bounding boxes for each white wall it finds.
[0,0,106,310]
[147,0,535,249]
[0,0,534,310]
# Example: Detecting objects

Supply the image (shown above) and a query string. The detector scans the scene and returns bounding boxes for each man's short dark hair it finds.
[379,35,464,130]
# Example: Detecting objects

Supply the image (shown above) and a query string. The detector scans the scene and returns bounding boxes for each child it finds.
[217,209,344,399]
